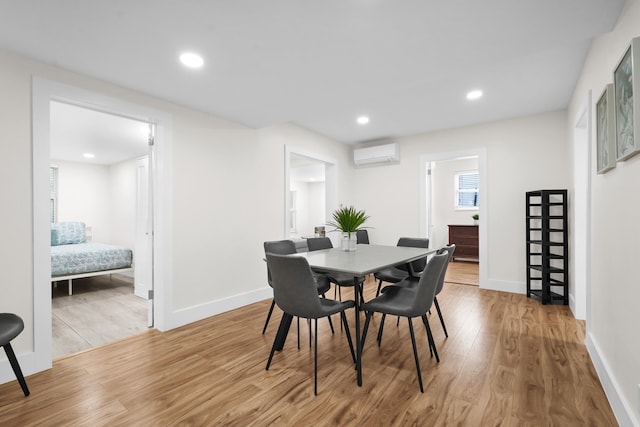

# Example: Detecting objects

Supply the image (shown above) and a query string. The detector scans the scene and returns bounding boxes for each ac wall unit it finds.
[353,143,400,166]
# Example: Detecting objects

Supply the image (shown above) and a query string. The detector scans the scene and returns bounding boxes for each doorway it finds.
[32,77,173,375]
[284,146,338,242]
[421,148,487,289]
[49,101,152,358]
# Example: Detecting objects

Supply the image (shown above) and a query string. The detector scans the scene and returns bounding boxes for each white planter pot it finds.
[341,233,357,251]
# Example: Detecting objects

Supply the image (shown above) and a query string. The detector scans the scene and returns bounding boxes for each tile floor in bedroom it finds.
[52,274,148,359]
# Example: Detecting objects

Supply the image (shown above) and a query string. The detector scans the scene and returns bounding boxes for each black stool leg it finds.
[4,343,30,396]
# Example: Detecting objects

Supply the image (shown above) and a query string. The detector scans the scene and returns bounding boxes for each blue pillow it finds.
[51,222,86,246]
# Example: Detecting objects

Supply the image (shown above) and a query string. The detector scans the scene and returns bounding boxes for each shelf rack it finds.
[525,189,568,305]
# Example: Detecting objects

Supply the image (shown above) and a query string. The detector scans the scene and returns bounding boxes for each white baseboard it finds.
[586,332,639,427]
[0,350,36,386]
[483,278,526,294]
[164,287,273,330]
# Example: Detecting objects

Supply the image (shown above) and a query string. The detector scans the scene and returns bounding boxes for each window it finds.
[50,166,58,223]
[455,171,479,209]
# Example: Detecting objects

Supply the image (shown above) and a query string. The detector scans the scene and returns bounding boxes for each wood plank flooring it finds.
[445,260,479,286]
[52,274,148,358]
[0,276,617,426]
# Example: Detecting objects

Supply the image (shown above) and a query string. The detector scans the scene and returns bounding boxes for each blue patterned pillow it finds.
[51,222,86,246]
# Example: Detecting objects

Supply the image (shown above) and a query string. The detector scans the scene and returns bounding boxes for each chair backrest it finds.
[396,237,430,272]
[306,237,333,251]
[264,240,297,287]
[434,244,456,295]
[356,229,369,244]
[408,252,449,316]
[265,253,326,319]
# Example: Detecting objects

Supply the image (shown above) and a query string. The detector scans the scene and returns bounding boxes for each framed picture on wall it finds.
[614,37,640,162]
[596,84,616,174]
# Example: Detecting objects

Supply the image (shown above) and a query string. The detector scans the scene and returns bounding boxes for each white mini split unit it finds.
[353,143,400,167]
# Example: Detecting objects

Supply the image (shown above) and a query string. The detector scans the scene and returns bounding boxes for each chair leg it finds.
[297,317,300,350]
[361,311,372,349]
[340,312,356,364]
[321,294,335,334]
[262,299,276,334]
[375,279,383,297]
[267,316,289,370]
[421,314,439,363]
[3,343,30,397]
[433,296,448,337]
[376,313,386,346]
[407,318,424,393]
[314,319,318,395]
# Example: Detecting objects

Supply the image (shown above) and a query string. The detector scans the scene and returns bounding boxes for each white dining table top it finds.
[295,244,436,276]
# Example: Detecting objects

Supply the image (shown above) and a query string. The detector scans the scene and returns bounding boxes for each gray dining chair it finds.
[356,229,370,244]
[263,240,332,336]
[432,244,456,337]
[361,252,449,393]
[306,237,366,303]
[373,237,429,296]
[0,313,30,396]
[265,253,355,395]
[375,245,454,359]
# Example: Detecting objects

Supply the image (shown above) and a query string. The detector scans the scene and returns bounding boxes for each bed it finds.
[50,222,133,295]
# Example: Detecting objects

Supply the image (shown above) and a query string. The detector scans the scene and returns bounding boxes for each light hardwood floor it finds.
[0,276,616,426]
[52,274,148,359]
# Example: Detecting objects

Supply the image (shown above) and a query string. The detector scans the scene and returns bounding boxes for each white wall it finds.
[353,111,570,293]
[0,50,353,382]
[290,180,325,238]
[109,157,139,250]
[53,158,139,249]
[568,1,640,425]
[431,157,479,248]
[54,160,111,242]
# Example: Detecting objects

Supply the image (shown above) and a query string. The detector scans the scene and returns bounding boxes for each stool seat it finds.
[0,313,24,346]
[0,313,30,396]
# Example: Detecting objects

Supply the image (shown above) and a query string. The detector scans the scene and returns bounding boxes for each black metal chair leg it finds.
[297,317,300,350]
[376,313,386,346]
[314,319,318,396]
[375,279,383,297]
[433,296,448,337]
[308,319,312,348]
[421,314,439,363]
[3,343,30,397]
[321,294,335,334]
[361,311,372,350]
[340,312,356,364]
[267,315,290,370]
[408,318,424,393]
[262,299,276,334]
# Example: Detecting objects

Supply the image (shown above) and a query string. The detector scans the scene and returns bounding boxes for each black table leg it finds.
[273,313,293,351]
[354,276,362,386]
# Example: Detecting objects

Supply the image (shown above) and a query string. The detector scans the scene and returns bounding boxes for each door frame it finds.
[284,145,338,242]
[32,77,173,374]
[420,148,488,289]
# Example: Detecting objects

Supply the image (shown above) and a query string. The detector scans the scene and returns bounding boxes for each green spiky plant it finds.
[327,205,369,239]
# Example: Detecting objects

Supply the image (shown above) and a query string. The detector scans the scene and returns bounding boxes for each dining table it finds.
[272,243,436,387]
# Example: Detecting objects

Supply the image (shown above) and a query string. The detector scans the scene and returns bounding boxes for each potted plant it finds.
[472,213,479,225]
[327,205,369,251]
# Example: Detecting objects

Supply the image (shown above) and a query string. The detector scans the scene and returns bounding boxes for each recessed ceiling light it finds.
[179,52,204,68]
[357,116,370,125]
[466,90,483,100]
[83,153,95,159]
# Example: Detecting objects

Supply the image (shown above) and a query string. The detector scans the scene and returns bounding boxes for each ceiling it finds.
[0,1,625,146]
[50,102,150,165]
